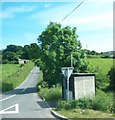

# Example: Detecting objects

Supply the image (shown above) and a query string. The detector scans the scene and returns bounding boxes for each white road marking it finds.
[0,94,16,102]
[0,104,19,114]
[0,88,27,102]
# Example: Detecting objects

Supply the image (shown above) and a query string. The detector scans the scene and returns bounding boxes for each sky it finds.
[0,0,114,52]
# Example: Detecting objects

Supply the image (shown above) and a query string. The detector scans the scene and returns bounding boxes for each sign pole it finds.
[67,68,69,101]
[61,67,74,101]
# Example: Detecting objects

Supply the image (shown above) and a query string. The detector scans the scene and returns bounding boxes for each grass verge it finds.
[56,108,113,118]
[0,61,34,93]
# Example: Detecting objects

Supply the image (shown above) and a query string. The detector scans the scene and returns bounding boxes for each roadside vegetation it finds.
[35,22,114,118]
[38,57,114,118]
[1,22,114,118]
[0,61,34,93]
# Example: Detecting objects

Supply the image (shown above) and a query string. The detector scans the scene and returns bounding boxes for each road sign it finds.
[61,67,74,79]
[61,67,74,101]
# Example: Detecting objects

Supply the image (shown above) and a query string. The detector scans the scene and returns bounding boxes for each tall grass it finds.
[87,58,114,75]
[1,62,34,93]
[38,85,62,101]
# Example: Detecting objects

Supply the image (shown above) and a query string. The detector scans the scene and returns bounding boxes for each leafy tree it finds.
[21,43,40,60]
[36,22,89,86]
[3,45,20,53]
[2,45,23,63]
[21,45,31,59]
[2,51,18,63]
[29,43,40,59]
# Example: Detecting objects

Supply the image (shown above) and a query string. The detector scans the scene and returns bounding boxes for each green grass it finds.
[87,58,114,74]
[56,109,113,118]
[0,62,34,93]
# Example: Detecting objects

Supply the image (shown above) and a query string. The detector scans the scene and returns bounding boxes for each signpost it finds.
[61,67,74,101]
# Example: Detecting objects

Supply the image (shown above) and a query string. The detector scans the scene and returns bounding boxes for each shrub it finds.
[108,65,115,91]
[38,86,62,101]
[57,101,70,110]
[57,98,92,110]
[92,89,112,112]
[95,68,109,90]
[77,98,92,109]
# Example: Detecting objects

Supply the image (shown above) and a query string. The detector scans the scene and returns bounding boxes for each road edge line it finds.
[41,97,68,120]
[0,94,16,102]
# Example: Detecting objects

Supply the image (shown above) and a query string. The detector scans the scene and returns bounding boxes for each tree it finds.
[29,43,40,59]
[21,43,40,60]
[36,22,89,86]
[21,45,31,59]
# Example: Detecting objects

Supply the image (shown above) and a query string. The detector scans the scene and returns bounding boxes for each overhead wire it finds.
[59,1,85,23]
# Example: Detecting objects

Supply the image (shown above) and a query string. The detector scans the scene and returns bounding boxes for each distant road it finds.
[0,66,56,119]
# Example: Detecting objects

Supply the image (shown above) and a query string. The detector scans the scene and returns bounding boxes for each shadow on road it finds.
[37,101,49,108]
[3,87,37,95]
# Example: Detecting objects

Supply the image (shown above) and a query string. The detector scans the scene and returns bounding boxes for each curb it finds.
[42,97,68,120]
[50,109,68,120]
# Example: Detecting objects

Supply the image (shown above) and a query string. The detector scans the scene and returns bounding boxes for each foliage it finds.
[95,68,109,90]
[21,43,40,60]
[92,89,113,112]
[2,45,23,64]
[2,43,40,64]
[87,58,114,90]
[108,64,115,91]
[57,89,113,113]
[84,49,101,56]
[57,98,92,110]
[38,85,62,101]
[36,22,89,86]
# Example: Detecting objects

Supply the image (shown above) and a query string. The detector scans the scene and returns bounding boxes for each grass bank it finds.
[56,108,113,118]
[87,58,114,74]
[0,61,34,93]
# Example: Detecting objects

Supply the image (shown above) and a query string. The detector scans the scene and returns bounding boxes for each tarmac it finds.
[42,98,68,120]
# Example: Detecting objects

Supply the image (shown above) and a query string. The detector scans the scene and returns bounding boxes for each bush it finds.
[92,89,112,112]
[57,98,92,110]
[2,59,9,64]
[77,98,92,109]
[38,85,62,101]
[57,100,71,110]
[95,67,109,90]
[57,90,114,113]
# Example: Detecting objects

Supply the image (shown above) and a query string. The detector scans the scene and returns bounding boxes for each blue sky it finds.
[1,0,114,52]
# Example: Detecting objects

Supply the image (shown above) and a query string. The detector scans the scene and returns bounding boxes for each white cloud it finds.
[31,3,83,24]
[2,5,37,19]
[61,11,113,31]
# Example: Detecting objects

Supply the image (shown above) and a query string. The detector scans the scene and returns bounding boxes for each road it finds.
[0,66,56,119]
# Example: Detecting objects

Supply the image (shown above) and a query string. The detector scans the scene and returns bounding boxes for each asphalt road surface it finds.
[0,66,56,119]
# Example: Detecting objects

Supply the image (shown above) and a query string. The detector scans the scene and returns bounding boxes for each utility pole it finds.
[71,53,73,67]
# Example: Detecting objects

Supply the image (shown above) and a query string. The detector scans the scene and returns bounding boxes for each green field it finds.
[87,58,114,74]
[0,62,34,93]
